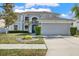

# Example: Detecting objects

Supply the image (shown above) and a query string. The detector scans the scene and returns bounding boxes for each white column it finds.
[19,14,23,31]
[29,17,32,33]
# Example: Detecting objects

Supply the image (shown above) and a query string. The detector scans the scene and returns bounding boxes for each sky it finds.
[0,3,76,19]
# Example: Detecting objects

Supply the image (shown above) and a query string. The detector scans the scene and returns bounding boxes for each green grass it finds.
[0,33,45,44]
[0,33,47,56]
[0,49,47,56]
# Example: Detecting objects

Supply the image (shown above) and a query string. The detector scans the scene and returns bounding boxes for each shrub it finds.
[23,35,32,40]
[8,31,29,33]
[34,26,41,35]
[0,49,47,56]
[70,27,77,36]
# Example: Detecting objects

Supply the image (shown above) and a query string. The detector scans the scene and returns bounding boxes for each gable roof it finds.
[16,11,59,16]
[54,16,72,20]
[16,11,72,20]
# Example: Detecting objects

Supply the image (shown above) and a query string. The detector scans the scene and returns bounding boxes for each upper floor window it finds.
[32,17,39,25]
[25,17,29,21]
[32,17,38,22]
[32,17,37,20]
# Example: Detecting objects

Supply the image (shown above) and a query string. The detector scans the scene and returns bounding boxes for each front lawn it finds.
[0,33,47,56]
[0,33,45,44]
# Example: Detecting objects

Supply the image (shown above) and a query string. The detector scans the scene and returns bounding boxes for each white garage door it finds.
[41,23,71,35]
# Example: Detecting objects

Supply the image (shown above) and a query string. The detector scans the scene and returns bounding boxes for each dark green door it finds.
[32,25,36,33]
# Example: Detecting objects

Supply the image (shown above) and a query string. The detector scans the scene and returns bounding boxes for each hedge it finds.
[70,27,77,36]
[8,31,29,33]
[0,49,47,56]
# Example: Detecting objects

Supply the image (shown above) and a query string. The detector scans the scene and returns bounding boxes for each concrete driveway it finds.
[44,36,79,56]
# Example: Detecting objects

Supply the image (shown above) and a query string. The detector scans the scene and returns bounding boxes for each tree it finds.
[0,3,17,33]
[71,4,79,19]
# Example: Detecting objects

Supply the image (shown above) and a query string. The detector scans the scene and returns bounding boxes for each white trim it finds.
[30,16,39,20]
[29,16,39,33]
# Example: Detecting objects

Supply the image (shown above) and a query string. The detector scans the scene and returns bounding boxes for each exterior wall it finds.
[77,23,79,30]
[8,12,53,32]
[41,23,71,35]
[8,14,24,31]
[73,20,79,31]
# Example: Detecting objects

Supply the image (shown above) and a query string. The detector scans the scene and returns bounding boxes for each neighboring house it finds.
[74,20,79,31]
[0,19,6,33]
[1,11,73,35]
[0,19,5,28]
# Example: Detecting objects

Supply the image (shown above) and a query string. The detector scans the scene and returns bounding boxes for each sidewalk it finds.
[0,44,47,49]
[32,34,73,38]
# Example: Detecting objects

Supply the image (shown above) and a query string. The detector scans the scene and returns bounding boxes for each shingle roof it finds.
[16,11,73,20]
[16,11,59,15]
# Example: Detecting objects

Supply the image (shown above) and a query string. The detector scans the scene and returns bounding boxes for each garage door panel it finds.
[41,23,71,35]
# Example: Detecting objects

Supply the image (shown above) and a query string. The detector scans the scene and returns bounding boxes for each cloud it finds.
[14,9,25,12]
[58,11,75,19]
[14,3,59,10]
[59,14,70,19]
[0,0,77,3]
[36,3,59,6]
[14,5,25,12]
[25,8,52,12]
[14,5,25,13]
[14,3,57,12]
[14,5,24,10]
[14,8,52,12]
[60,14,67,17]
[25,4,35,8]
[25,3,59,8]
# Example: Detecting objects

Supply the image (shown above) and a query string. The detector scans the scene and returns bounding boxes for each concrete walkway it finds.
[0,44,47,49]
[44,36,79,56]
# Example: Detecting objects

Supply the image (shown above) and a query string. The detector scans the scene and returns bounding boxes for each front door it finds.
[32,25,36,33]
[32,17,39,33]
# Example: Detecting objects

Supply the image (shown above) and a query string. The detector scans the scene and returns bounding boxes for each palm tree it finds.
[0,3,17,34]
[72,4,79,19]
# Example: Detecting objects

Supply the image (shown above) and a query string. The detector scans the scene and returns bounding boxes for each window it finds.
[25,17,29,23]
[25,17,29,21]
[32,17,38,20]
[32,17,39,25]
[32,17,38,23]
[25,25,28,29]
[14,25,18,30]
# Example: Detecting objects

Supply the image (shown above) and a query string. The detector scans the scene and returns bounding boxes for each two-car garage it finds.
[40,20,72,35]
